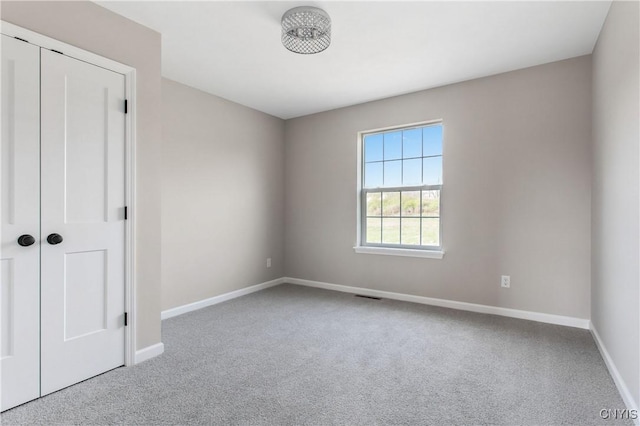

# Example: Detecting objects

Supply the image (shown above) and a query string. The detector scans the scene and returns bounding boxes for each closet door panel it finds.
[40,49,126,395]
[1,35,41,412]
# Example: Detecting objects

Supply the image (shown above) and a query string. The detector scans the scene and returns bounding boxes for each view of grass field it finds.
[366,191,439,216]
[366,217,440,246]
[365,190,440,246]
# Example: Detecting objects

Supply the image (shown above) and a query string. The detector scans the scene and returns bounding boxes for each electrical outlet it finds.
[501,275,510,288]
[266,258,271,268]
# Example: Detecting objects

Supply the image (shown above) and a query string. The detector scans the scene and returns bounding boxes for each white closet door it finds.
[40,49,126,395]
[1,35,41,412]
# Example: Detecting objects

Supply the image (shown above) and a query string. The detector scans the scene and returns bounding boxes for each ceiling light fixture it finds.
[281,6,331,55]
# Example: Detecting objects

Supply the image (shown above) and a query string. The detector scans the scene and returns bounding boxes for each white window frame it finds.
[354,120,445,259]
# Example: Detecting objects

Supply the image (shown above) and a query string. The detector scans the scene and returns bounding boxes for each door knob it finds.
[47,233,63,245]
[17,234,36,247]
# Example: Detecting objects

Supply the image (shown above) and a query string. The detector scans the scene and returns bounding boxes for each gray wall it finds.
[285,56,592,319]
[161,79,285,311]
[591,0,640,408]
[1,1,163,350]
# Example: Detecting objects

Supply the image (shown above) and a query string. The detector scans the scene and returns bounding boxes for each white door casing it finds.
[1,35,42,411]
[39,49,126,395]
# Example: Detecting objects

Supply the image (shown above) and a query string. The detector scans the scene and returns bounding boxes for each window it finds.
[357,122,443,256]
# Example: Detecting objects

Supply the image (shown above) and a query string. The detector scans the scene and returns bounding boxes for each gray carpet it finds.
[1,283,628,425]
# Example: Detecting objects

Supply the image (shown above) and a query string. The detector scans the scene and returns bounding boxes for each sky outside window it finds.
[364,124,443,188]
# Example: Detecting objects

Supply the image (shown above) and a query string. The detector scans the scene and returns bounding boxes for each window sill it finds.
[353,246,445,259]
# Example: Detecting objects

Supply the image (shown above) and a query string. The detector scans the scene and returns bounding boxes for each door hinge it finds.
[124,206,128,220]
[124,99,128,114]
[124,312,128,327]
[14,37,29,43]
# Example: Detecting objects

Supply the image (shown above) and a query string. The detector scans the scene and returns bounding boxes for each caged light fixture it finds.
[281,6,331,54]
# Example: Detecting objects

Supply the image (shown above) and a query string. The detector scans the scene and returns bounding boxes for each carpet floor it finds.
[1,283,628,425]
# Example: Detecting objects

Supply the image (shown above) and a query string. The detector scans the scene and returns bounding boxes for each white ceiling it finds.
[97,1,611,119]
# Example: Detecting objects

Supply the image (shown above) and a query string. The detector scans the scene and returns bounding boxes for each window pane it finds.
[383,160,402,187]
[382,192,400,216]
[421,218,440,246]
[402,128,422,159]
[382,218,400,244]
[364,134,383,162]
[364,162,383,188]
[423,156,442,185]
[384,131,402,160]
[401,191,420,216]
[421,190,440,216]
[366,192,382,216]
[423,125,443,157]
[402,158,421,185]
[362,123,444,249]
[366,217,381,244]
[401,218,420,245]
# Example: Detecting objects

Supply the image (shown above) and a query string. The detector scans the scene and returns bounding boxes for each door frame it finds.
[0,20,138,367]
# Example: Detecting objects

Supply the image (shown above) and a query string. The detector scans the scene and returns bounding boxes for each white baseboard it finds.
[161,276,590,329]
[590,323,639,420]
[161,278,285,320]
[135,342,164,364]
[284,277,590,329]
